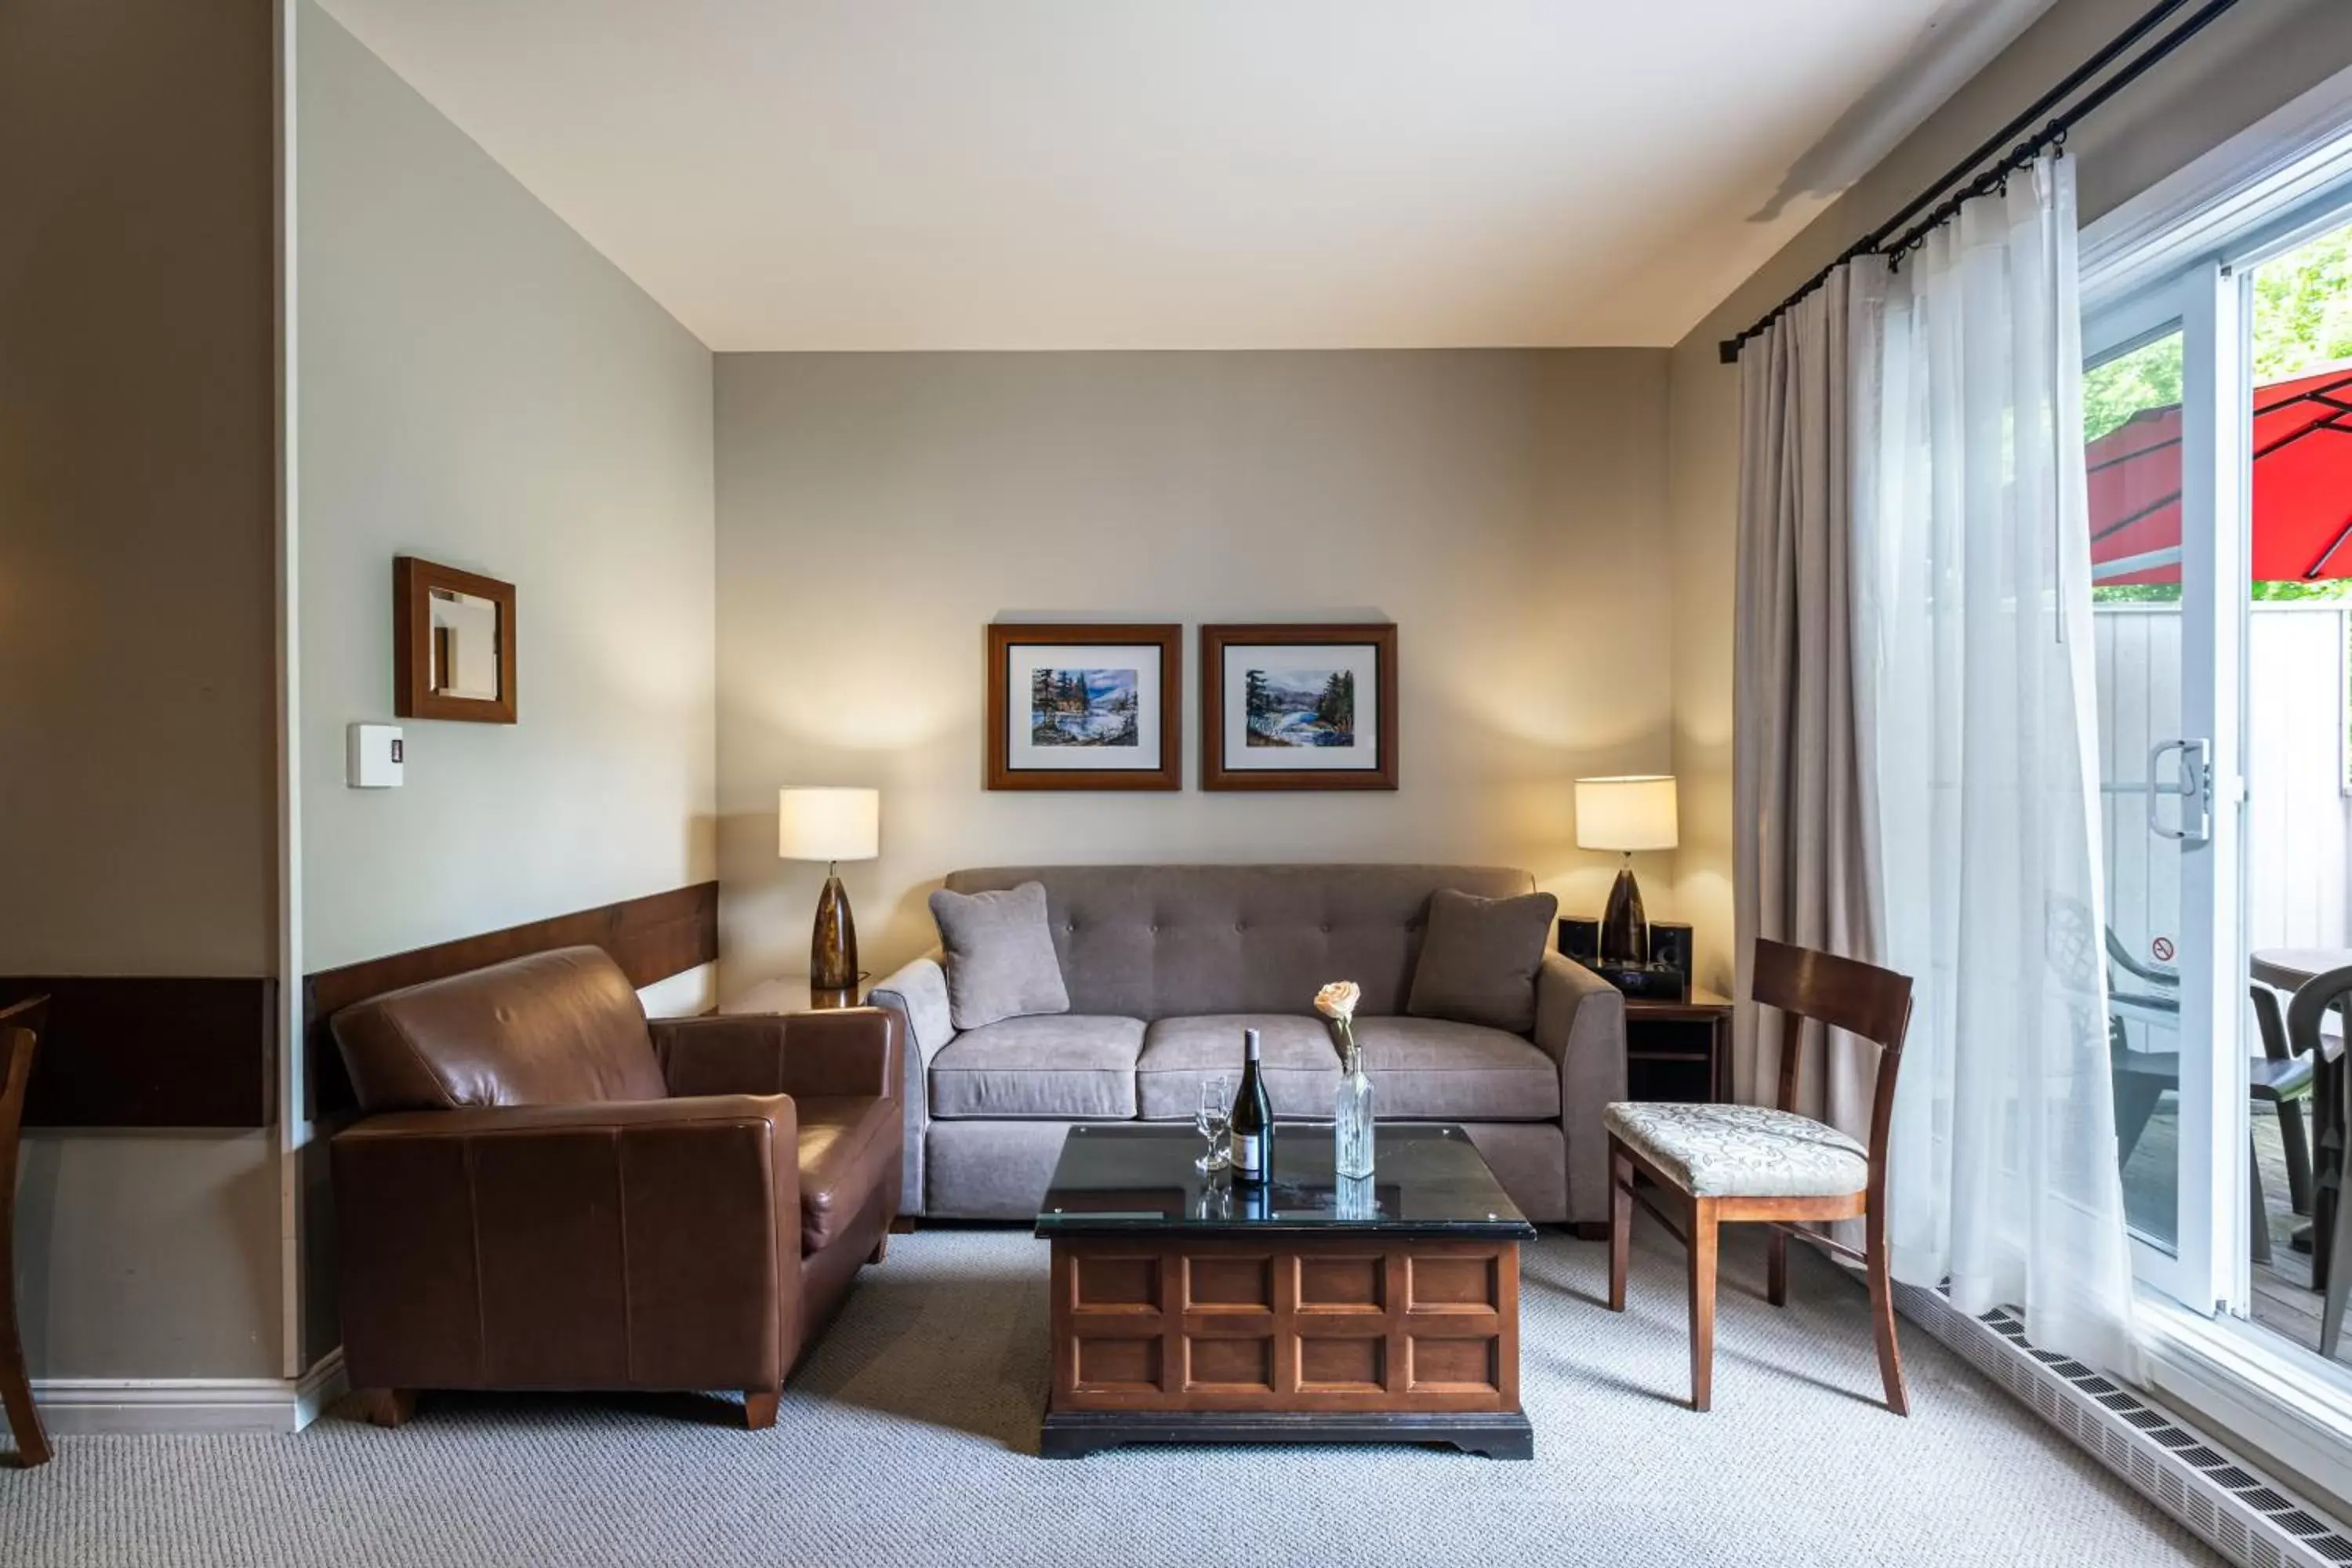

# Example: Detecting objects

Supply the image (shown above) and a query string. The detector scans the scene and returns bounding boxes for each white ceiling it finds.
[314,1,2053,351]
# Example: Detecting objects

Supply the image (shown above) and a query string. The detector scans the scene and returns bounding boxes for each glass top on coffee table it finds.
[1034,1123,1536,1240]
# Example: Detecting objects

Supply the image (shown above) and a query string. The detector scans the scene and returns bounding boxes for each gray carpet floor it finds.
[0,1219,2215,1567]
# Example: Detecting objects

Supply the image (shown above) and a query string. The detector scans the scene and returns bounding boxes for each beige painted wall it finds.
[715,350,1673,987]
[1665,0,2352,996]
[14,1133,283,1381]
[0,0,284,1381]
[0,0,279,976]
[296,0,718,976]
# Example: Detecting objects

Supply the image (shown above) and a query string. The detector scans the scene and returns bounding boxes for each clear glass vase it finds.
[1334,1043,1375,1179]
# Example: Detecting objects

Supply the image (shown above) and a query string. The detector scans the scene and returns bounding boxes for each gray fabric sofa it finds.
[868,864,1626,1227]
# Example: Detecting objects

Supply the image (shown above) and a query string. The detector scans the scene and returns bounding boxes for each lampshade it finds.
[778,787,879,862]
[1574,775,1679,853]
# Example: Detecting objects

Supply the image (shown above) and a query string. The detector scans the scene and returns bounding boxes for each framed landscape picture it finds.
[985,622,1183,790]
[1200,623,1397,790]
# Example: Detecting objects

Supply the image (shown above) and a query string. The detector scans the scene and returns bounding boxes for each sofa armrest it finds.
[1534,953,1628,1226]
[869,952,953,1217]
[331,1096,800,1393]
[652,1008,901,1102]
[869,953,954,1061]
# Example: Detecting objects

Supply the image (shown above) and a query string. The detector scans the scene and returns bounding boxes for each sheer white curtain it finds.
[1850,154,2138,1370]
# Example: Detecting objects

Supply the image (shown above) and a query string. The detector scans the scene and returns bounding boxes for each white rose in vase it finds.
[1313,980,1362,1069]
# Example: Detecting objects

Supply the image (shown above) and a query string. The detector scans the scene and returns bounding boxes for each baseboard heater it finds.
[1899,1283,2352,1566]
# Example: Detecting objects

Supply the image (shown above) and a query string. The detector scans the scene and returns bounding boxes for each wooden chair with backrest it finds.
[1605,938,1914,1413]
[0,996,50,1466]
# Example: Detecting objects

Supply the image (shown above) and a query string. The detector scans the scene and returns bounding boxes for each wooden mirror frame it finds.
[394,557,517,724]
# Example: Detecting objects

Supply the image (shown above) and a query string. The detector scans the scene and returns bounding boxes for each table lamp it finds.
[1575,775,1678,965]
[779,787,879,991]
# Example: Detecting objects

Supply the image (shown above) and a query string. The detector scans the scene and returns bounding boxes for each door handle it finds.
[2146,739,2212,847]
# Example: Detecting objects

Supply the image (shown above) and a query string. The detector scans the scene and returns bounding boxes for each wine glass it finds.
[1196,1076,1232,1173]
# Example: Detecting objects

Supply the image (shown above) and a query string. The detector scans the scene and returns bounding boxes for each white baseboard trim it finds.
[33,1348,347,1436]
[295,1345,350,1429]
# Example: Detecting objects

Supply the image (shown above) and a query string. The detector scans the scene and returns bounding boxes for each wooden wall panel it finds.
[0,884,717,1129]
[0,978,273,1129]
[303,881,719,1116]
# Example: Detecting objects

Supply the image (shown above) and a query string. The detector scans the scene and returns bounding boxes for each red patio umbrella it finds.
[2088,364,2352,586]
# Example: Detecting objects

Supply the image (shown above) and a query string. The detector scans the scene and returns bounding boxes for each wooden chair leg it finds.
[354,1388,416,1428]
[869,1233,888,1265]
[0,1326,49,1468]
[743,1388,781,1430]
[1866,1204,1909,1416]
[0,1098,49,1468]
[1606,1143,1632,1312]
[1766,1225,1788,1307]
[1687,1200,1718,1413]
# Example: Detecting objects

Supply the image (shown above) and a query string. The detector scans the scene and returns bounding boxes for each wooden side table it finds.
[721,975,869,1014]
[1623,987,1733,1104]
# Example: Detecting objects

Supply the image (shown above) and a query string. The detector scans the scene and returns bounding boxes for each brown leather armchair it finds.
[328,946,901,1429]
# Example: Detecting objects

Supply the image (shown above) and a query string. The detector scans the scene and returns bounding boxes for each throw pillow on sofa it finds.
[928,880,1071,1030]
[1406,887,1559,1034]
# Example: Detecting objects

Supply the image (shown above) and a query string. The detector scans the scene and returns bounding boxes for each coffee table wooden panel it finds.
[1036,1123,1534,1458]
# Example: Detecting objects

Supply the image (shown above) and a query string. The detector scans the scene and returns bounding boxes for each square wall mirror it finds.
[394,556,516,723]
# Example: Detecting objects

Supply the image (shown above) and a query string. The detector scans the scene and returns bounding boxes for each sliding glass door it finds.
[2084,261,2247,1314]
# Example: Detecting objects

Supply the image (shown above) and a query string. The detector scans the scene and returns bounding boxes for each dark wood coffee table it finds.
[1034,1123,1535,1459]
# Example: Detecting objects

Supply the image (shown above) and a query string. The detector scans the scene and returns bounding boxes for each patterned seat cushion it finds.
[1603,1102,1867,1198]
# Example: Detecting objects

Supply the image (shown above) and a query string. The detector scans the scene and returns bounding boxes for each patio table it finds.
[2253,949,2352,1290]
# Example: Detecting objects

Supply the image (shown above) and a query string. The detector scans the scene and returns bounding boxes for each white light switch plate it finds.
[347,723,405,788]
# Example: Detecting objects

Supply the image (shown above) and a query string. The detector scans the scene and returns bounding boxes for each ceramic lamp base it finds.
[1599,859,1649,966]
[811,870,859,991]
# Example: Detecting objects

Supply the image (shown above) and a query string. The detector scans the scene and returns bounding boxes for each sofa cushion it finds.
[1406,887,1558,1033]
[1136,1014,1341,1121]
[928,1015,1142,1119]
[1351,1017,1561,1120]
[793,1095,898,1253]
[929,881,1070,1030]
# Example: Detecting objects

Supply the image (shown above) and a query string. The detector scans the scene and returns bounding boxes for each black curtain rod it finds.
[1718,0,2241,365]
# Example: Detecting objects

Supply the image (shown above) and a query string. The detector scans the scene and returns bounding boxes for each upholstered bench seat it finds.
[927,1016,1143,1119]
[1602,1102,1866,1198]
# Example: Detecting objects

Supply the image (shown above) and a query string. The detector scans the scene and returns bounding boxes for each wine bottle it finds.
[1229,1027,1274,1185]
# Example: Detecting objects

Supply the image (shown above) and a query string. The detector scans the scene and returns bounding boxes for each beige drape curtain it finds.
[1731,270,1879,1145]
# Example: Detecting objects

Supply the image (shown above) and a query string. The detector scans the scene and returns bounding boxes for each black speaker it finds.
[1558,916,1600,963]
[1650,921,1693,983]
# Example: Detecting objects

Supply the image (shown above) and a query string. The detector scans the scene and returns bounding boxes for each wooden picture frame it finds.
[394,557,517,724]
[985,622,1182,791]
[1200,622,1397,790]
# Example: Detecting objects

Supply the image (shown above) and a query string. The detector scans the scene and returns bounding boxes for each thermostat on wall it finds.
[347,723,405,788]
